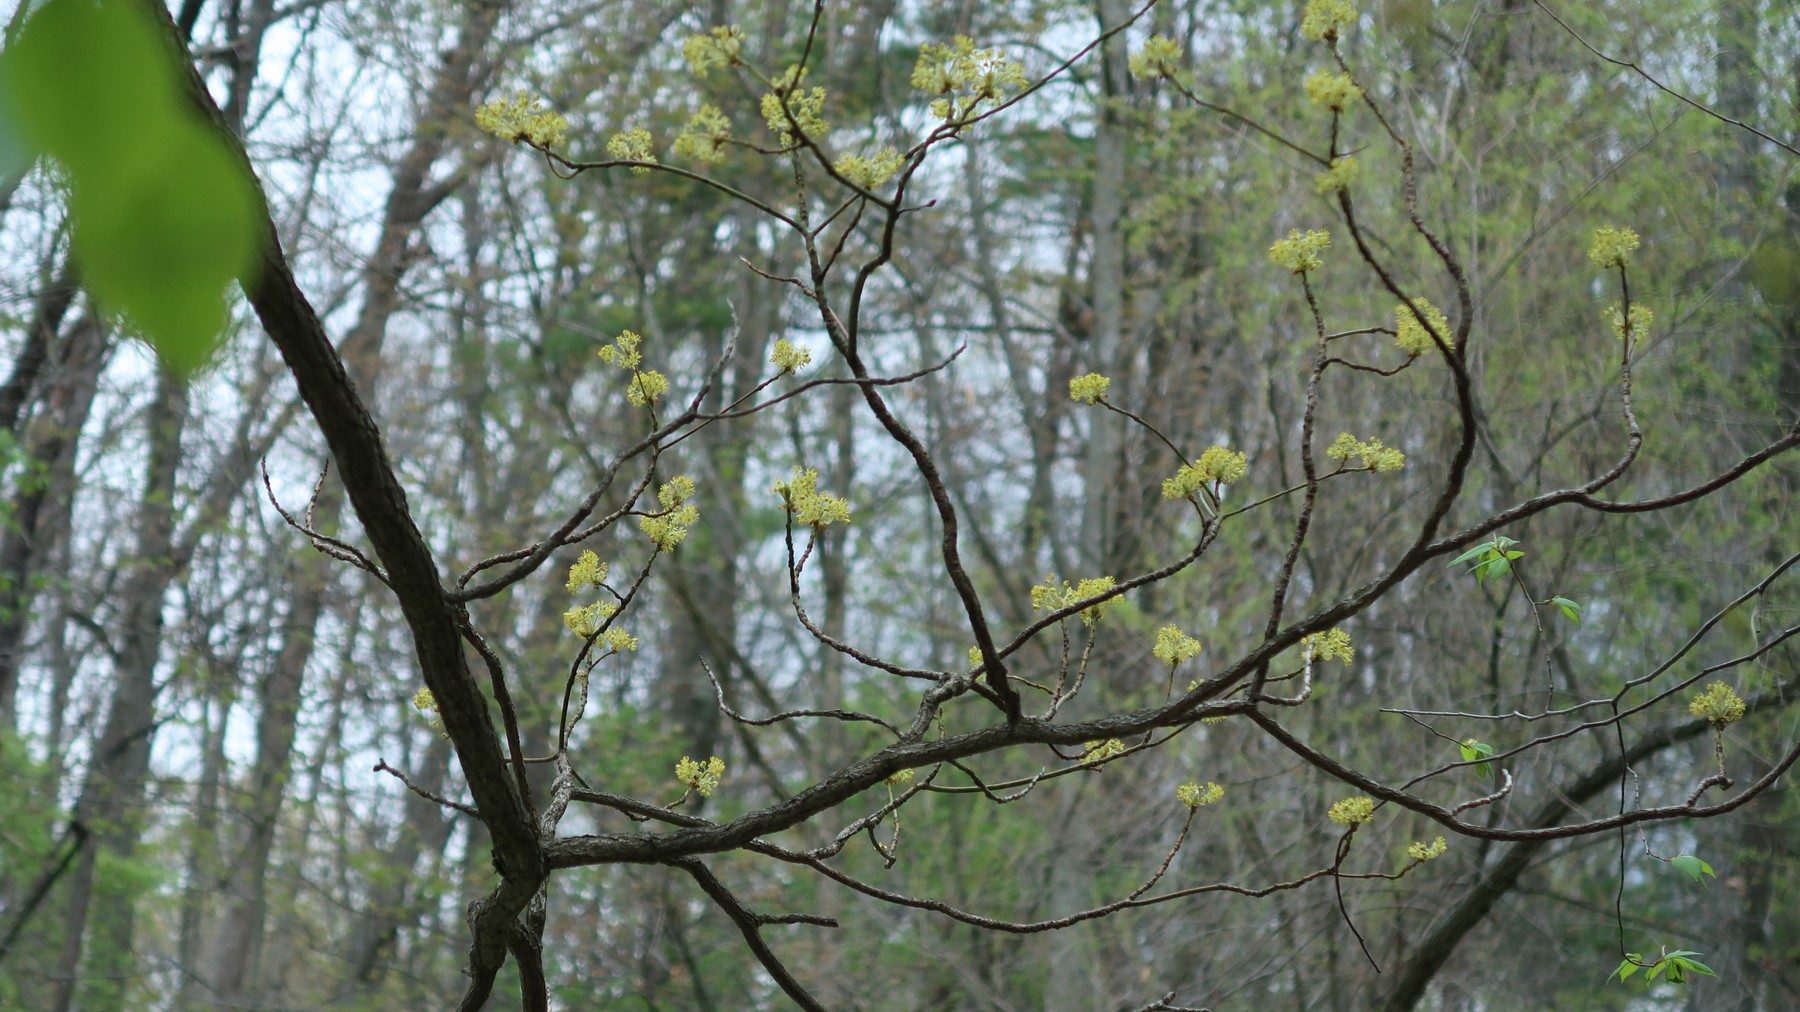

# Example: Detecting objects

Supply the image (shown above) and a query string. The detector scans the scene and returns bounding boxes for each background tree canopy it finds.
[0,0,1797,1009]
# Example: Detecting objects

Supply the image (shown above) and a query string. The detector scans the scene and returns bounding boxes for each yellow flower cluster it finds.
[640,476,700,551]
[565,550,608,593]
[770,338,811,373]
[1177,781,1225,808]
[1069,372,1111,404]
[1327,795,1375,825]
[475,91,569,150]
[1315,155,1358,195]
[411,687,446,738]
[606,128,657,173]
[1406,836,1448,861]
[886,768,915,786]
[1606,303,1654,342]
[626,371,670,406]
[1301,0,1357,43]
[562,599,619,639]
[1587,225,1640,269]
[1154,624,1202,667]
[597,330,670,407]
[835,147,904,190]
[761,66,827,145]
[1032,574,1120,625]
[672,105,732,164]
[598,329,644,369]
[1326,432,1405,473]
[1395,297,1449,356]
[911,36,1030,121]
[1162,446,1249,499]
[967,645,984,668]
[1301,628,1353,663]
[1303,68,1362,111]
[1269,228,1331,273]
[676,755,727,797]
[1129,35,1183,80]
[1083,739,1127,762]
[681,25,743,78]
[1689,681,1745,726]
[770,467,852,528]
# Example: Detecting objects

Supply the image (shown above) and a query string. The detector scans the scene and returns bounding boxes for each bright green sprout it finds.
[475,91,569,149]
[681,25,743,78]
[1395,298,1449,355]
[1588,225,1640,269]
[1302,68,1361,111]
[1301,627,1353,663]
[1459,738,1496,779]
[1176,781,1225,808]
[1129,35,1183,79]
[1315,155,1358,195]
[1406,836,1448,861]
[1153,624,1202,667]
[771,467,852,528]
[1327,795,1375,825]
[672,105,732,163]
[675,755,726,797]
[1268,228,1331,273]
[835,147,904,189]
[1689,681,1745,726]
[770,338,811,373]
[1611,948,1717,987]
[1326,432,1405,473]
[1449,535,1524,584]
[1069,372,1111,403]
[1301,0,1357,43]
[1606,303,1654,342]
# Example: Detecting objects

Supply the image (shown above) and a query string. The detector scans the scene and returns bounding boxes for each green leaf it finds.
[1447,543,1491,567]
[1675,957,1717,978]
[1549,596,1583,625]
[1458,739,1495,780]
[1669,855,1715,886]
[1609,957,1641,984]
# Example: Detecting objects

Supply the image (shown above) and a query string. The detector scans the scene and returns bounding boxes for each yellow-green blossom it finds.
[411,687,437,713]
[1177,781,1224,808]
[1316,155,1358,195]
[1154,624,1202,667]
[602,627,639,652]
[771,467,852,528]
[566,550,608,593]
[562,600,620,639]
[640,477,700,551]
[1163,445,1249,498]
[770,338,811,373]
[1032,574,1120,625]
[760,66,827,144]
[1069,372,1112,404]
[1301,0,1357,43]
[626,370,670,406]
[1606,303,1654,342]
[606,129,657,173]
[1325,432,1405,473]
[681,26,743,78]
[1327,795,1376,825]
[1130,35,1183,79]
[598,330,644,369]
[912,36,1029,121]
[1395,298,1449,356]
[1303,68,1362,111]
[1689,681,1745,726]
[835,147,904,189]
[1406,836,1448,861]
[1587,225,1640,269]
[475,91,569,149]
[1083,738,1126,762]
[967,645,984,668]
[676,754,726,796]
[1269,228,1331,273]
[886,768,915,786]
[1301,628,1353,663]
[672,104,732,163]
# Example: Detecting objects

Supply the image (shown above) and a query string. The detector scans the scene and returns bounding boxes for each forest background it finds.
[0,0,1798,1009]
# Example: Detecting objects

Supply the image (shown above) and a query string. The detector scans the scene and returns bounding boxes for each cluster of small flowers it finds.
[911,36,1030,122]
[1326,432,1405,473]
[672,105,732,164]
[761,65,828,145]
[1395,298,1449,356]
[606,128,656,173]
[1162,446,1249,499]
[835,148,905,190]
[769,338,811,373]
[1303,68,1362,111]
[475,91,569,150]
[1176,781,1225,809]
[640,476,700,551]
[1327,795,1375,825]
[770,467,852,528]
[1031,574,1120,625]
[596,330,671,407]
[1587,225,1640,269]
[1129,35,1183,80]
[1606,303,1655,342]
[1153,624,1202,667]
[561,599,619,639]
[681,26,744,78]
[1301,628,1353,663]
[886,768,916,787]
[565,549,609,593]
[1689,681,1745,726]
[676,755,727,797]
[1316,155,1358,195]
[1407,836,1448,861]
[1301,0,1357,44]
[1083,739,1127,762]
[1069,372,1111,404]
[411,687,447,738]
[1268,228,1331,274]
